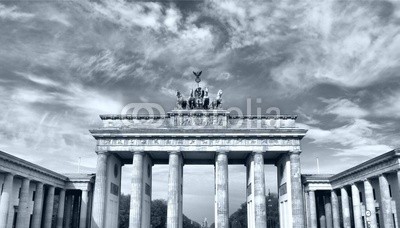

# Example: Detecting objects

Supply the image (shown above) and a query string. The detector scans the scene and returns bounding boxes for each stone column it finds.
[16,178,31,228]
[0,173,14,228]
[44,186,55,228]
[129,151,144,228]
[340,187,351,228]
[215,151,229,228]
[80,190,89,228]
[379,174,394,228]
[351,184,363,228]
[167,151,182,228]
[309,191,318,228]
[364,179,378,228]
[331,190,340,228]
[253,152,267,228]
[91,152,108,228]
[32,182,45,228]
[290,151,305,228]
[56,189,66,228]
[305,191,310,228]
[324,195,333,228]
[65,194,73,228]
[398,170,400,195]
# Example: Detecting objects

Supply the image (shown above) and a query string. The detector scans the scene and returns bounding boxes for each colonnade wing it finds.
[303,150,400,228]
[0,151,95,228]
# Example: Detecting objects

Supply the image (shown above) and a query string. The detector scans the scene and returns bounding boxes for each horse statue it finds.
[211,90,223,109]
[188,89,196,109]
[176,91,187,109]
[203,87,210,109]
[194,87,204,108]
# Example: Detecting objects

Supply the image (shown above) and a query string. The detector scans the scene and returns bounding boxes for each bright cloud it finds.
[320,98,369,119]
[302,119,392,157]
[0,4,34,20]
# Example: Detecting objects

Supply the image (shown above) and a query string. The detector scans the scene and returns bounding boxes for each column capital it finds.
[95,149,109,155]
[362,178,369,182]
[48,185,55,190]
[22,177,31,181]
[131,150,145,155]
[168,150,181,155]
[4,172,15,177]
[331,188,338,193]
[289,150,302,155]
[35,182,44,190]
[216,150,229,154]
[378,173,387,178]
[252,150,265,154]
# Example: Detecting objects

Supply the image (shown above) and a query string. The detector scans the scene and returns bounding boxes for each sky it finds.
[1,0,400,224]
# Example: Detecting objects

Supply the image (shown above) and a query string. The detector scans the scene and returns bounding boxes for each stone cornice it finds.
[302,174,333,183]
[64,174,95,191]
[0,150,68,186]
[0,151,97,189]
[330,150,400,187]
[99,113,298,120]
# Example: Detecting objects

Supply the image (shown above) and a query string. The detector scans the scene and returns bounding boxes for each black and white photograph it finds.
[0,0,399,228]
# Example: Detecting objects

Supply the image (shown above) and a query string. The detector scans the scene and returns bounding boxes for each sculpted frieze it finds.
[97,138,300,147]
[174,115,227,127]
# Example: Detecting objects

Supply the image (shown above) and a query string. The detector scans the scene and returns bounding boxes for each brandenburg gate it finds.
[89,76,308,228]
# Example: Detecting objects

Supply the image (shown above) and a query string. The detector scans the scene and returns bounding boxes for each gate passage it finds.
[89,77,307,228]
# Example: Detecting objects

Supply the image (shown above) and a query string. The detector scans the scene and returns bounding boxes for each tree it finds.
[119,196,201,228]
[119,194,131,228]
[229,193,280,228]
[266,192,279,228]
[151,199,168,228]
[229,203,247,228]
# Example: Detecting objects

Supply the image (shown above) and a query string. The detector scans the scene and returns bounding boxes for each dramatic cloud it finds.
[0,4,34,20]
[320,98,369,120]
[372,90,400,118]
[1,0,399,223]
[302,119,392,156]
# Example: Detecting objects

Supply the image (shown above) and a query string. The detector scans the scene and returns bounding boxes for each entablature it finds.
[0,151,67,188]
